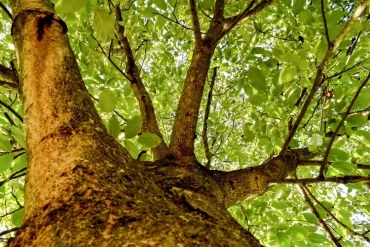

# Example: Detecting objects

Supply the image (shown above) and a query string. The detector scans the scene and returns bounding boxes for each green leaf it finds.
[286,87,302,106]
[271,201,289,209]
[56,0,87,13]
[0,154,13,172]
[298,60,309,70]
[303,213,318,224]
[280,66,296,83]
[287,224,309,240]
[346,114,367,127]
[272,46,285,62]
[292,0,305,15]
[242,124,255,143]
[352,92,370,110]
[125,116,142,139]
[200,0,215,10]
[11,209,23,227]
[328,148,350,161]
[155,0,167,10]
[99,89,117,112]
[249,94,265,106]
[94,7,115,41]
[138,133,162,148]
[310,133,323,146]
[124,140,139,159]
[0,135,12,152]
[108,116,121,139]
[316,38,327,61]
[354,130,370,141]
[330,162,357,174]
[11,126,26,149]
[142,7,157,18]
[13,154,27,171]
[308,233,327,244]
[248,67,267,91]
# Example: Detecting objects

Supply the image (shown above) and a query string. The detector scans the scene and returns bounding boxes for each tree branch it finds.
[304,185,370,243]
[211,148,313,207]
[0,80,18,89]
[0,100,23,122]
[0,2,12,20]
[280,0,370,155]
[219,0,276,40]
[272,176,370,184]
[319,72,370,177]
[189,0,202,45]
[299,160,370,170]
[298,185,342,246]
[0,64,18,85]
[115,5,169,160]
[0,168,26,187]
[0,228,19,237]
[320,0,331,48]
[202,67,217,169]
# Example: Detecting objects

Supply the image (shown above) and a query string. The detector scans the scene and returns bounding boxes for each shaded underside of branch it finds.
[211,148,313,207]
[202,67,218,169]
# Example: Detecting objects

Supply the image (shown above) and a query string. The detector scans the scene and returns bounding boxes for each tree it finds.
[0,0,369,245]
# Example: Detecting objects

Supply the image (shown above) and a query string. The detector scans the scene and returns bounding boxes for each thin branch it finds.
[0,2,12,20]
[325,60,363,80]
[202,67,218,169]
[153,13,194,31]
[115,5,169,160]
[280,0,370,155]
[304,185,370,243]
[299,160,370,170]
[319,72,370,177]
[272,176,370,184]
[297,185,342,246]
[189,0,202,45]
[320,0,331,48]
[0,228,18,237]
[0,100,23,122]
[0,64,18,84]
[0,168,26,187]
[0,80,18,89]
[220,0,276,39]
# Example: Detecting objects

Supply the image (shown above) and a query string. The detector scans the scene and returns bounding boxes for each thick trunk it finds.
[8,1,262,246]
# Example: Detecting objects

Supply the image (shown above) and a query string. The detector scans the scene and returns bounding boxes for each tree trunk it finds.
[8,0,262,246]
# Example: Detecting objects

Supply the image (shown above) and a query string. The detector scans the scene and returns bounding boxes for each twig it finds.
[0,100,23,122]
[0,228,18,237]
[202,67,217,169]
[297,185,342,246]
[153,13,194,31]
[0,2,12,20]
[271,176,370,184]
[0,168,26,187]
[325,60,363,80]
[319,73,370,178]
[280,0,370,155]
[320,0,331,48]
[299,160,370,170]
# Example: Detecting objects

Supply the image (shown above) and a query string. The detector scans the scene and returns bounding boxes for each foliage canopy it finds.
[0,0,370,246]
